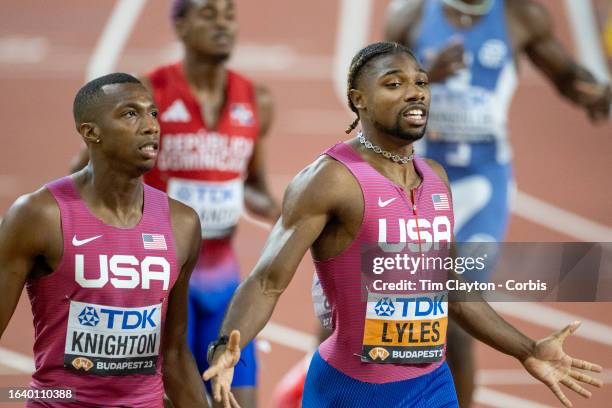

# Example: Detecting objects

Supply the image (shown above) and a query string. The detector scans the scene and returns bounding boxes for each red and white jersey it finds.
[26,177,179,407]
[144,62,259,239]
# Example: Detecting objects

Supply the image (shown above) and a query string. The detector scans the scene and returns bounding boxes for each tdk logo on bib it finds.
[374,298,395,317]
[78,306,100,327]
[65,301,162,376]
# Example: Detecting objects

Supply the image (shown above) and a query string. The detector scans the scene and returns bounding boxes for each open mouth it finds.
[402,106,428,126]
[139,142,159,159]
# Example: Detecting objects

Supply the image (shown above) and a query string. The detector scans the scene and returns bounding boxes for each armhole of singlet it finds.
[313,148,369,264]
[39,183,68,280]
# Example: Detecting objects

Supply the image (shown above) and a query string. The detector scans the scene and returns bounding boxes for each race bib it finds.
[427,85,506,142]
[167,177,244,239]
[64,301,162,376]
[361,291,447,364]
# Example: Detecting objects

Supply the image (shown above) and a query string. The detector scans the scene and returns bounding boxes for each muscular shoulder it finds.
[1,187,60,252]
[168,198,200,241]
[507,0,552,40]
[424,158,451,192]
[168,198,201,266]
[282,155,359,222]
[385,0,425,44]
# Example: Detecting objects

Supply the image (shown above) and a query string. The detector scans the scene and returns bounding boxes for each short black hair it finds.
[171,0,190,21]
[73,72,142,125]
[345,42,417,133]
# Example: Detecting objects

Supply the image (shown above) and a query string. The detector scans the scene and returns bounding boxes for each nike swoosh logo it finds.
[72,235,103,247]
[378,197,397,207]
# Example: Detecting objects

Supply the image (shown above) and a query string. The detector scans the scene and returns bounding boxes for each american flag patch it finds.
[432,193,450,210]
[142,233,167,250]
[230,103,254,126]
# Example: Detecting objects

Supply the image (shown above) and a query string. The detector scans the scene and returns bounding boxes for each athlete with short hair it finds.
[385,1,611,405]
[70,1,278,406]
[0,73,210,407]
[203,42,602,408]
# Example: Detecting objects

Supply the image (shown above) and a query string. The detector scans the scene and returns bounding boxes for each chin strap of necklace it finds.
[358,132,414,164]
[441,0,494,16]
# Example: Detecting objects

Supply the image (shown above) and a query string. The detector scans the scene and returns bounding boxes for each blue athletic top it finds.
[414,0,517,144]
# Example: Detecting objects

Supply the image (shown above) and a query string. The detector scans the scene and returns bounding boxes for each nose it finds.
[404,84,426,102]
[215,13,233,30]
[142,113,160,136]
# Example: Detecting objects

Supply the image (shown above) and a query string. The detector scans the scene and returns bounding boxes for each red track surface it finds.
[0,1,610,407]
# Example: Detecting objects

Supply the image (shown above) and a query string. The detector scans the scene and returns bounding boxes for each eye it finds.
[416,79,429,87]
[385,81,401,88]
[151,110,158,118]
[123,110,137,118]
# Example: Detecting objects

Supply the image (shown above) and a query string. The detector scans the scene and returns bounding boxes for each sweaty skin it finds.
[204,53,603,408]
[385,0,611,121]
[0,83,209,408]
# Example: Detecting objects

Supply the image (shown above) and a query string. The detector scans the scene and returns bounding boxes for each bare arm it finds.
[162,201,208,407]
[220,159,343,348]
[427,158,602,406]
[0,190,59,337]
[244,84,280,222]
[517,0,611,122]
[384,0,422,45]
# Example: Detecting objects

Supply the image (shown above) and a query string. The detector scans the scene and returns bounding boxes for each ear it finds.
[349,88,366,111]
[78,122,101,145]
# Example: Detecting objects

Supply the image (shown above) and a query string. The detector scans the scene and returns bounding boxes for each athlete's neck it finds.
[77,164,145,226]
[183,49,227,92]
[357,125,421,189]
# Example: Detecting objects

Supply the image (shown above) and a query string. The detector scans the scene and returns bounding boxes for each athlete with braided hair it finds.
[385,1,610,405]
[204,42,602,408]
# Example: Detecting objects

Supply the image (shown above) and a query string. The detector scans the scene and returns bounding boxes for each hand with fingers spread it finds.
[521,321,603,407]
[203,330,242,408]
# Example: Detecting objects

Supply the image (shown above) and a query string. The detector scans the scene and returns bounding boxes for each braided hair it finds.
[345,42,417,134]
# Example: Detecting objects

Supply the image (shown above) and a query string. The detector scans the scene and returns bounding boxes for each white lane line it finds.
[259,322,318,353]
[477,368,612,385]
[562,0,610,83]
[474,387,552,408]
[332,0,373,105]
[241,212,272,231]
[512,190,612,242]
[86,0,147,81]
[0,347,34,374]
[492,302,612,346]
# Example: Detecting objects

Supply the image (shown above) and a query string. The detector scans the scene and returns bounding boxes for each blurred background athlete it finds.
[385,0,611,406]
[72,1,279,406]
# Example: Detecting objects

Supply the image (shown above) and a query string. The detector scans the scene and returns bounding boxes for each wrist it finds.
[206,335,229,364]
[516,337,537,363]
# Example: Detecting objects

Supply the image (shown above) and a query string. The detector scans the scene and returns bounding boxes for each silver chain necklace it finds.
[358,132,414,164]
[442,0,494,16]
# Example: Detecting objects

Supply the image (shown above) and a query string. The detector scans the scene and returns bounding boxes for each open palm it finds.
[522,321,602,407]
[203,330,242,408]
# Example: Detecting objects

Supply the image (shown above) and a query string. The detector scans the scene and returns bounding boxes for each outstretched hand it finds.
[521,321,602,407]
[202,330,242,408]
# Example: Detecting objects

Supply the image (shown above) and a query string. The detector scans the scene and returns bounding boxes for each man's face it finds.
[177,0,237,60]
[358,53,430,142]
[94,83,160,174]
